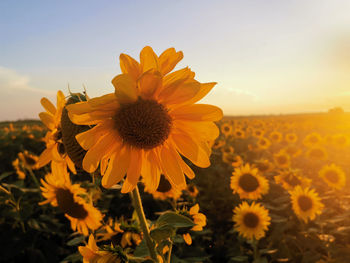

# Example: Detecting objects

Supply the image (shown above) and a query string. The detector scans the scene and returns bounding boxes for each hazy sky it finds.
[1,0,350,121]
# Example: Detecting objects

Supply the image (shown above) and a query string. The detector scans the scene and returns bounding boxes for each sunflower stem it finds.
[252,239,260,262]
[131,185,158,262]
[27,168,41,189]
[167,242,173,263]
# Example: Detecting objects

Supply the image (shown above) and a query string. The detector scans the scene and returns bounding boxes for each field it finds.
[1,112,350,263]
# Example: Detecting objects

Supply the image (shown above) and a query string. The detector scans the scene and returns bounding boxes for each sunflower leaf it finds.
[150,224,175,242]
[156,211,195,228]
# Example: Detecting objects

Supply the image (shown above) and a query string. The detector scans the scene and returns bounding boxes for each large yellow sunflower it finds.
[39,170,102,236]
[37,90,76,174]
[67,46,222,193]
[233,201,271,240]
[230,163,269,200]
[319,164,346,190]
[290,186,324,223]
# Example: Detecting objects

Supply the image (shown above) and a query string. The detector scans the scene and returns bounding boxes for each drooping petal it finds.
[185,82,217,105]
[121,149,142,193]
[173,120,219,141]
[140,46,159,72]
[141,149,161,192]
[178,157,195,179]
[170,104,223,121]
[102,146,131,188]
[138,70,162,100]
[40,97,56,115]
[159,143,186,190]
[66,101,92,114]
[163,67,195,88]
[158,48,183,75]
[112,74,138,104]
[120,53,142,81]
[37,147,53,168]
[56,90,66,112]
[68,110,114,125]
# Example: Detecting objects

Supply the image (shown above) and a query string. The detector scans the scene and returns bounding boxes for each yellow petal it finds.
[170,104,223,121]
[190,204,199,214]
[159,79,201,107]
[158,48,183,75]
[186,82,216,105]
[183,233,192,245]
[140,46,159,72]
[88,93,119,110]
[66,101,92,114]
[173,120,219,141]
[39,112,55,130]
[56,90,66,112]
[82,134,117,173]
[141,150,161,192]
[163,67,195,88]
[178,158,195,179]
[159,144,186,190]
[112,74,138,104]
[138,70,162,99]
[40,97,56,115]
[120,53,141,81]
[68,110,113,125]
[121,149,142,193]
[102,146,131,188]
[37,147,52,168]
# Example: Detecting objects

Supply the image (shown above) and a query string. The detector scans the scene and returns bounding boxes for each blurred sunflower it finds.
[37,90,76,174]
[233,128,245,139]
[303,132,322,147]
[212,139,225,150]
[221,145,234,155]
[180,204,206,245]
[269,131,282,143]
[145,174,181,200]
[231,154,243,168]
[254,159,273,174]
[67,46,222,193]
[290,186,324,223]
[306,146,327,161]
[79,234,127,263]
[220,122,233,137]
[283,144,302,158]
[230,163,269,200]
[39,171,103,236]
[185,183,199,198]
[285,133,298,144]
[332,134,348,147]
[12,159,26,180]
[12,151,39,179]
[274,151,291,168]
[252,128,264,138]
[257,137,271,150]
[233,201,271,240]
[319,164,346,190]
[274,170,311,191]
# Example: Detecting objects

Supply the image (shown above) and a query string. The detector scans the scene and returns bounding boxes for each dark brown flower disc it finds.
[61,94,89,169]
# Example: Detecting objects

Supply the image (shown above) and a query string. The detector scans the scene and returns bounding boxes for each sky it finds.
[1,0,350,121]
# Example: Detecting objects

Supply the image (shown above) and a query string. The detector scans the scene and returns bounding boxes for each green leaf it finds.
[156,211,195,228]
[230,255,249,262]
[67,235,85,246]
[150,224,175,243]
[133,239,149,257]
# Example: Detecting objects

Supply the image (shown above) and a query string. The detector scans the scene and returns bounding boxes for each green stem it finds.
[27,168,41,189]
[167,242,173,263]
[131,185,158,262]
[252,239,260,262]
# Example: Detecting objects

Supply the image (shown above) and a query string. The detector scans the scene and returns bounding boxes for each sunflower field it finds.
[1,47,350,263]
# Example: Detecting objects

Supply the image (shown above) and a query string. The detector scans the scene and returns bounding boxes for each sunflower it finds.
[231,154,243,168]
[269,131,282,143]
[252,128,264,138]
[306,146,327,161]
[303,132,322,147]
[274,170,311,191]
[220,122,233,137]
[185,184,199,198]
[233,201,271,240]
[145,174,182,200]
[79,234,127,263]
[37,90,77,174]
[39,170,103,236]
[212,139,225,150]
[274,151,291,168]
[290,186,324,223]
[180,204,207,245]
[254,159,273,174]
[12,158,26,180]
[18,150,39,170]
[283,144,302,158]
[333,134,349,147]
[257,137,271,150]
[233,128,245,139]
[319,164,346,190]
[221,145,234,155]
[285,133,298,144]
[230,164,269,200]
[67,46,222,193]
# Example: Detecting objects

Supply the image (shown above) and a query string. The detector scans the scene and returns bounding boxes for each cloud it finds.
[0,66,55,95]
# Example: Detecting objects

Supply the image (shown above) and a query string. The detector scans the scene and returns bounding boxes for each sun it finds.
[233,201,271,240]
[290,186,324,223]
[67,46,223,193]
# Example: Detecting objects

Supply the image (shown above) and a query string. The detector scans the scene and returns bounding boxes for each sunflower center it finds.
[243,212,260,228]
[298,195,313,212]
[324,170,339,183]
[260,139,266,145]
[55,188,88,219]
[239,173,259,192]
[156,175,172,193]
[114,98,172,149]
[224,126,230,132]
[285,174,301,186]
[277,155,287,164]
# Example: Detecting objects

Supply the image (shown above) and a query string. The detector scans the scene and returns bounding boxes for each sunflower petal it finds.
[141,150,161,192]
[138,70,162,99]
[39,112,55,130]
[171,104,223,121]
[140,46,159,72]
[112,74,138,104]
[158,48,183,75]
[120,53,142,81]
[40,97,56,115]
[121,149,142,193]
[186,82,216,104]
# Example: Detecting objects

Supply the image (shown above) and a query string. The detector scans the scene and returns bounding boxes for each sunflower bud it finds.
[61,94,89,169]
